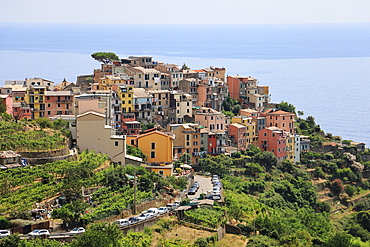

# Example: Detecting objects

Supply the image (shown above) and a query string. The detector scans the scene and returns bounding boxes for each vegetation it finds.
[0,118,70,151]
[276,101,296,113]
[90,52,119,64]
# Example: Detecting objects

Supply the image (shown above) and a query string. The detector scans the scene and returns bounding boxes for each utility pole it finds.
[133,166,137,215]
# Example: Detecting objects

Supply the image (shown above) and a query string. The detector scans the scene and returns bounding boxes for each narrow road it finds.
[188,175,213,200]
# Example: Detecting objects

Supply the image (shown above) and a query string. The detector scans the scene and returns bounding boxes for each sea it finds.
[0,22,369,146]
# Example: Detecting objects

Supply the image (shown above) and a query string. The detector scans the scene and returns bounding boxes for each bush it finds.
[345,185,356,197]
[0,216,10,229]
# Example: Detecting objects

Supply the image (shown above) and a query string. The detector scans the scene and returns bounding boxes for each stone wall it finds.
[25,153,77,165]
[225,223,242,235]
[19,146,70,159]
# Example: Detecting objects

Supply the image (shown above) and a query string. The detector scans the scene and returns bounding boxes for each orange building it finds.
[261,109,295,133]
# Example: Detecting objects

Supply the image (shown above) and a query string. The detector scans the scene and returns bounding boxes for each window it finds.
[158,170,164,176]
[150,151,156,158]
[47,104,51,107]
[264,132,267,137]
[47,111,51,115]
[115,141,119,146]
[193,142,198,145]
[58,104,61,107]
[151,142,156,149]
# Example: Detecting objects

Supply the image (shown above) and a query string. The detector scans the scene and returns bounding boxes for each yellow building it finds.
[232,116,257,146]
[26,86,46,119]
[115,85,134,114]
[136,130,174,177]
[98,75,127,91]
[286,133,295,161]
[136,130,174,164]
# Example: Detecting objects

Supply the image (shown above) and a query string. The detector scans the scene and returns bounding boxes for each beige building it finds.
[76,111,126,165]
[168,92,192,124]
[125,67,161,90]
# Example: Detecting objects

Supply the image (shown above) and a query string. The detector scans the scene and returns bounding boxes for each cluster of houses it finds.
[0,55,311,176]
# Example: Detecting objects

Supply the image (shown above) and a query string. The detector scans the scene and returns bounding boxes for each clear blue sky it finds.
[1,0,370,24]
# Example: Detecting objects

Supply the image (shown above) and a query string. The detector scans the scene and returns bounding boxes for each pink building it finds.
[45,91,74,117]
[261,109,295,133]
[258,127,287,161]
[228,123,246,151]
[194,107,229,131]
[0,95,13,116]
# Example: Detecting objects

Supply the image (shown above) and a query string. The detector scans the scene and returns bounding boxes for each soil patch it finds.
[151,225,215,246]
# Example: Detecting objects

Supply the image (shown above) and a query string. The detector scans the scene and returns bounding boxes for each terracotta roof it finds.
[136,130,174,139]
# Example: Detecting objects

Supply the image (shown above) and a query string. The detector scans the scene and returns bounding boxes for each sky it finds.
[1,0,370,24]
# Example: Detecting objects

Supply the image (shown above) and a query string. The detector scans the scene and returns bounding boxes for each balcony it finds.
[57,99,73,103]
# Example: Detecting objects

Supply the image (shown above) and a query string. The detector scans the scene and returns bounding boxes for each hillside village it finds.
[0,54,345,170]
[1,54,370,246]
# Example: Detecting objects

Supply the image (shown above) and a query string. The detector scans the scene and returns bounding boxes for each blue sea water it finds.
[0,23,369,146]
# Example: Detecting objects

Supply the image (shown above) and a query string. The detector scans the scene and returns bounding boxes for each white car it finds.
[166,203,176,211]
[69,227,85,234]
[137,213,152,221]
[0,230,10,237]
[157,207,168,215]
[116,219,130,227]
[146,208,159,216]
[28,229,50,236]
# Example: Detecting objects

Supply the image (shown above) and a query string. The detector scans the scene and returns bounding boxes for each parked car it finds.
[190,185,198,192]
[116,219,130,227]
[137,213,152,221]
[188,187,197,195]
[174,201,181,207]
[128,217,140,224]
[69,227,85,234]
[166,203,176,211]
[28,229,50,236]
[194,181,200,189]
[146,208,159,216]
[157,207,168,215]
[0,230,10,237]
[211,178,219,184]
[212,194,221,200]
[212,187,221,194]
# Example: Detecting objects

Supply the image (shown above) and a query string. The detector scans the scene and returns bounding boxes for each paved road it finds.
[188,175,213,200]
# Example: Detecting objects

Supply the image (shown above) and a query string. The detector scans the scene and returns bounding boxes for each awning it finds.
[180,164,192,169]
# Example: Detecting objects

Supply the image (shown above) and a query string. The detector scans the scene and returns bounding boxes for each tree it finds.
[181,63,190,70]
[331,179,345,195]
[254,151,277,171]
[35,117,52,130]
[91,52,119,64]
[245,163,264,177]
[126,145,147,160]
[0,99,6,113]
[71,222,123,247]
[324,232,353,247]
[52,199,88,228]
[276,101,296,113]
[0,234,21,247]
